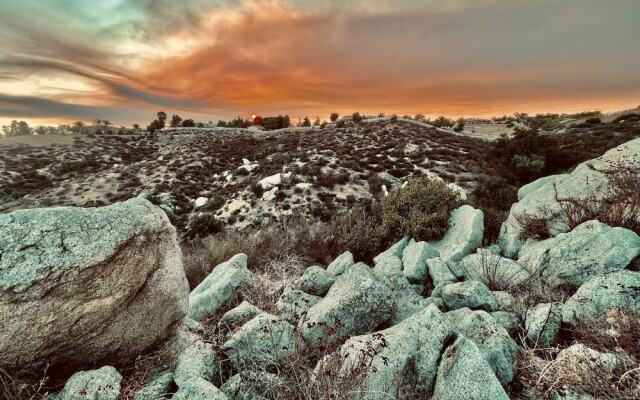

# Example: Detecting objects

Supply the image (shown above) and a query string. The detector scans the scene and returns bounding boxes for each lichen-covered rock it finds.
[446,308,519,384]
[460,249,530,287]
[0,198,189,372]
[218,301,261,334]
[430,205,484,263]
[300,263,393,348]
[517,174,562,200]
[326,251,354,276]
[562,270,640,325]
[376,272,431,324]
[525,303,563,347]
[50,366,122,400]
[493,291,515,310]
[172,377,228,400]
[499,138,640,257]
[432,335,509,400]
[441,280,497,311]
[322,305,450,399]
[517,221,640,289]
[427,257,457,286]
[223,313,298,370]
[490,311,521,336]
[372,254,403,276]
[374,236,410,264]
[295,265,335,296]
[221,371,285,400]
[189,254,251,321]
[402,241,439,281]
[133,372,174,400]
[275,284,322,322]
[174,339,218,386]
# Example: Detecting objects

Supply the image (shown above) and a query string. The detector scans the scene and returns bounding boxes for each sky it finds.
[0,0,639,127]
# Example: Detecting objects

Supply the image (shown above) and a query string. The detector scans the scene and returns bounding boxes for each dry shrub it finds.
[513,206,556,241]
[467,250,523,292]
[118,345,179,400]
[0,368,49,400]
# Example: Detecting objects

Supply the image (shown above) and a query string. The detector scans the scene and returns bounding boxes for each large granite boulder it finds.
[441,280,497,311]
[525,303,563,348]
[562,270,640,325]
[295,265,335,296]
[299,263,393,348]
[499,138,640,257]
[189,253,251,322]
[517,221,639,289]
[402,241,439,281]
[430,205,484,263]
[0,198,189,372]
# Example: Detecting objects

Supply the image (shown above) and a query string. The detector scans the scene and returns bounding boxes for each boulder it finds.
[493,291,516,310]
[194,197,208,208]
[296,265,335,296]
[525,303,563,347]
[133,372,174,400]
[172,377,229,400]
[372,254,403,276]
[446,308,519,384]
[326,251,354,276]
[402,241,439,281]
[562,270,640,325]
[218,301,261,334]
[427,257,457,287]
[0,198,189,372]
[499,138,640,257]
[376,272,431,324]
[430,205,484,263]
[517,221,640,289]
[223,313,298,370]
[189,254,251,321]
[490,311,521,336]
[257,173,282,189]
[275,284,322,322]
[432,336,509,400]
[174,339,219,386]
[460,249,530,288]
[517,174,562,200]
[323,305,450,399]
[441,280,497,311]
[50,366,122,400]
[373,236,410,265]
[300,263,393,348]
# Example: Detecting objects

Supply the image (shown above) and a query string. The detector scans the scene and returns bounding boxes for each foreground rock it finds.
[460,249,530,287]
[322,305,450,399]
[300,263,393,348]
[51,366,122,400]
[525,303,563,348]
[499,138,640,257]
[517,221,639,289]
[0,198,189,372]
[189,254,251,322]
[441,280,497,311]
[430,205,484,263]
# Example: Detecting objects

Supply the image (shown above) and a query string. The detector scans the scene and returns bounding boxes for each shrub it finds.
[330,113,339,122]
[352,112,363,124]
[184,213,223,240]
[52,159,88,175]
[380,177,460,241]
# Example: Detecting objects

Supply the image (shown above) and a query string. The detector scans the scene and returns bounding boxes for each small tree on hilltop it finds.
[330,112,339,122]
[171,114,183,128]
[314,116,321,126]
[302,116,311,127]
[453,118,465,132]
[352,112,363,123]
[181,119,195,127]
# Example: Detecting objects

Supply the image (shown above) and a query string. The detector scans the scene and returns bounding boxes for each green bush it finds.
[185,213,223,239]
[380,177,460,241]
[53,158,88,175]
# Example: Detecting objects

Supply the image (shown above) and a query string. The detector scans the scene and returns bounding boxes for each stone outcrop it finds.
[430,205,484,263]
[0,198,189,372]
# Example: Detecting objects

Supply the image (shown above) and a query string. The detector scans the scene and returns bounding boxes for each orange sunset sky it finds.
[0,0,639,127]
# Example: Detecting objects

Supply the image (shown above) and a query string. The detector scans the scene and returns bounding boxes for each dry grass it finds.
[0,368,50,400]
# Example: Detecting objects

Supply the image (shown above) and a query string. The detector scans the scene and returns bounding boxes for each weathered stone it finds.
[499,138,640,257]
[133,372,174,400]
[50,366,122,400]
[373,236,410,264]
[174,339,218,386]
[525,303,563,347]
[432,335,509,400]
[376,272,431,324]
[218,301,261,334]
[402,241,439,281]
[517,221,639,289]
[430,205,484,263]
[0,198,189,372]
[172,377,228,400]
[189,253,251,321]
[490,311,521,337]
[441,280,497,311]
[295,265,335,296]
[300,263,393,348]
[460,249,530,288]
[223,313,297,370]
[427,257,457,287]
[372,254,403,276]
[322,305,450,399]
[275,284,322,322]
[517,174,562,200]
[326,251,354,276]
[562,270,640,325]
[493,291,516,310]
[221,371,285,400]
[446,308,519,384]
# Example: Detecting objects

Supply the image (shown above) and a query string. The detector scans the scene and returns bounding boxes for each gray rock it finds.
[446,308,519,384]
[517,174,562,200]
[217,301,261,334]
[300,263,393,348]
[499,138,640,257]
[376,272,431,324]
[50,366,122,400]
[517,221,640,289]
[275,284,322,322]
[326,251,354,276]
[429,205,484,263]
[372,254,403,276]
[172,377,228,400]
[189,254,251,321]
[562,270,640,325]
[133,372,174,400]
[460,249,530,288]
[295,265,335,296]
[0,198,189,372]
[525,303,563,348]
[221,371,285,400]
[441,280,497,311]
[490,311,521,337]
[373,236,410,265]
[493,291,516,310]
[402,241,439,281]
[174,339,218,386]
[427,257,457,287]
[223,313,298,370]
[432,335,509,400]
[325,305,451,399]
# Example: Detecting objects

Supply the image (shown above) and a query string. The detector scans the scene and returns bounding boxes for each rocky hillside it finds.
[1,138,638,399]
